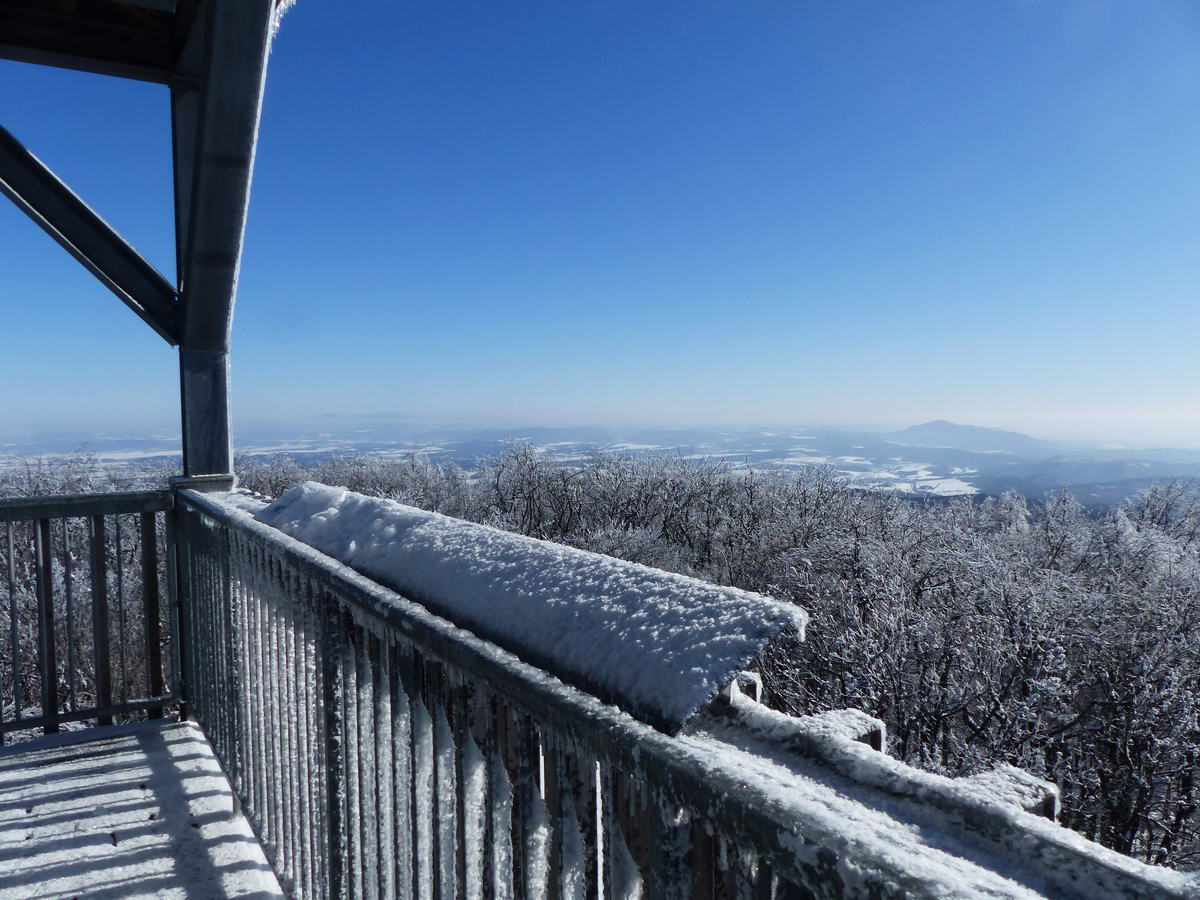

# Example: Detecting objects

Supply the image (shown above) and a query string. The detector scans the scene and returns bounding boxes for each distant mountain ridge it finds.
[7,419,1200,509]
[888,420,1052,456]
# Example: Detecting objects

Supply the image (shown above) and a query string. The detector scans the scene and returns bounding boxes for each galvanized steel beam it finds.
[0,124,182,344]
[0,0,179,84]
[175,0,274,477]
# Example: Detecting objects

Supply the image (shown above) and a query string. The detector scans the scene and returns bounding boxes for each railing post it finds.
[34,518,58,733]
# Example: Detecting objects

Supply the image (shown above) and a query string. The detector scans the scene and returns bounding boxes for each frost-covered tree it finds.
[158,448,1200,868]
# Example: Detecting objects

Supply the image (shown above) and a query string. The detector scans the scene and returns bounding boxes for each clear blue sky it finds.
[2,0,1198,444]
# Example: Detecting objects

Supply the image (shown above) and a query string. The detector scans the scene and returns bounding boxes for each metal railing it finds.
[3,486,1193,898]
[177,488,857,899]
[0,490,176,740]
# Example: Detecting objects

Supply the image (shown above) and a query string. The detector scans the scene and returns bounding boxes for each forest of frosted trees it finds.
[4,446,1198,869]
[237,446,1200,870]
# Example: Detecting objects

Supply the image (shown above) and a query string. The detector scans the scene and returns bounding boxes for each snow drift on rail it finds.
[256,481,806,733]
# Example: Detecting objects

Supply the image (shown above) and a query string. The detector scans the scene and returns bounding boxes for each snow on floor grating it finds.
[0,720,283,899]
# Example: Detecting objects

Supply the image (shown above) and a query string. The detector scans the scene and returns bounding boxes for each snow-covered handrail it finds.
[253,481,806,733]
[174,488,1198,900]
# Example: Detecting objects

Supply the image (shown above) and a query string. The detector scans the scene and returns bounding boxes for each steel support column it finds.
[173,0,274,479]
[179,348,232,477]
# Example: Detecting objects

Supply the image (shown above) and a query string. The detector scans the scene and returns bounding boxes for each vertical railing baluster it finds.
[206,515,218,729]
[344,621,363,899]
[544,733,588,900]
[199,519,213,730]
[294,569,317,900]
[459,683,489,900]
[350,628,374,900]
[231,534,248,799]
[141,512,164,714]
[408,654,435,899]
[314,580,333,897]
[7,521,20,734]
[257,543,273,846]
[499,702,550,898]
[164,501,180,702]
[321,593,348,900]
[259,549,276,871]
[617,779,688,899]
[210,520,223,747]
[115,516,127,707]
[304,576,323,898]
[89,514,113,725]
[265,550,281,854]
[269,557,288,883]
[690,824,719,900]
[268,550,282,859]
[493,701,520,899]
[260,545,276,850]
[371,633,396,900]
[228,535,245,796]
[553,748,587,900]
[62,519,76,714]
[601,766,645,899]
[172,507,191,722]
[544,731,562,900]
[430,666,459,899]
[282,563,301,892]
[357,628,379,900]
[255,545,272,848]
[193,517,208,727]
[565,751,601,900]
[449,676,470,900]
[265,552,280,877]
[390,641,416,900]
[279,564,295,892]
[244,541,263,829]
[34,519,57,733]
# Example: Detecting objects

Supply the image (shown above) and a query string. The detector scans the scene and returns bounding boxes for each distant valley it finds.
[5,418,1200,507]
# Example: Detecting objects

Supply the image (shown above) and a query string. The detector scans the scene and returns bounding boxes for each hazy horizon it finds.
[3,411,1200,452]
[3,1,1198,449]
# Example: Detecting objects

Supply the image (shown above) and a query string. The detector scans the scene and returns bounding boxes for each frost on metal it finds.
[693,690,1200,900]
[255,481,807,732]
[272,0,298,33]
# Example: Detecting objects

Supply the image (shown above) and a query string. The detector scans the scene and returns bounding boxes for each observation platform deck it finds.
[0,721,281,900]
[0,486,1196,899]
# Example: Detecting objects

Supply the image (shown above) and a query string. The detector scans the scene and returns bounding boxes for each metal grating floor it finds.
[0,720,283,899]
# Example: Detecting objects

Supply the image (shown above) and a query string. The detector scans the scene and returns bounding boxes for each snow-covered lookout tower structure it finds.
[1,0,280,485]
[1,4,1198,899]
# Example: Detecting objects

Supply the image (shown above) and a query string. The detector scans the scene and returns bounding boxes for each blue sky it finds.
[2,0,1198,444]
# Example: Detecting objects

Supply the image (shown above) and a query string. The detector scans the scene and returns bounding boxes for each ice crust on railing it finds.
[255,481,807,733]
[182,489,1197,899]
[960,765,1060,819]
[701,690,1200,900]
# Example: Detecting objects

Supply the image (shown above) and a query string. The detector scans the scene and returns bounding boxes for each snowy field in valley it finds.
[5,420,1200,504]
